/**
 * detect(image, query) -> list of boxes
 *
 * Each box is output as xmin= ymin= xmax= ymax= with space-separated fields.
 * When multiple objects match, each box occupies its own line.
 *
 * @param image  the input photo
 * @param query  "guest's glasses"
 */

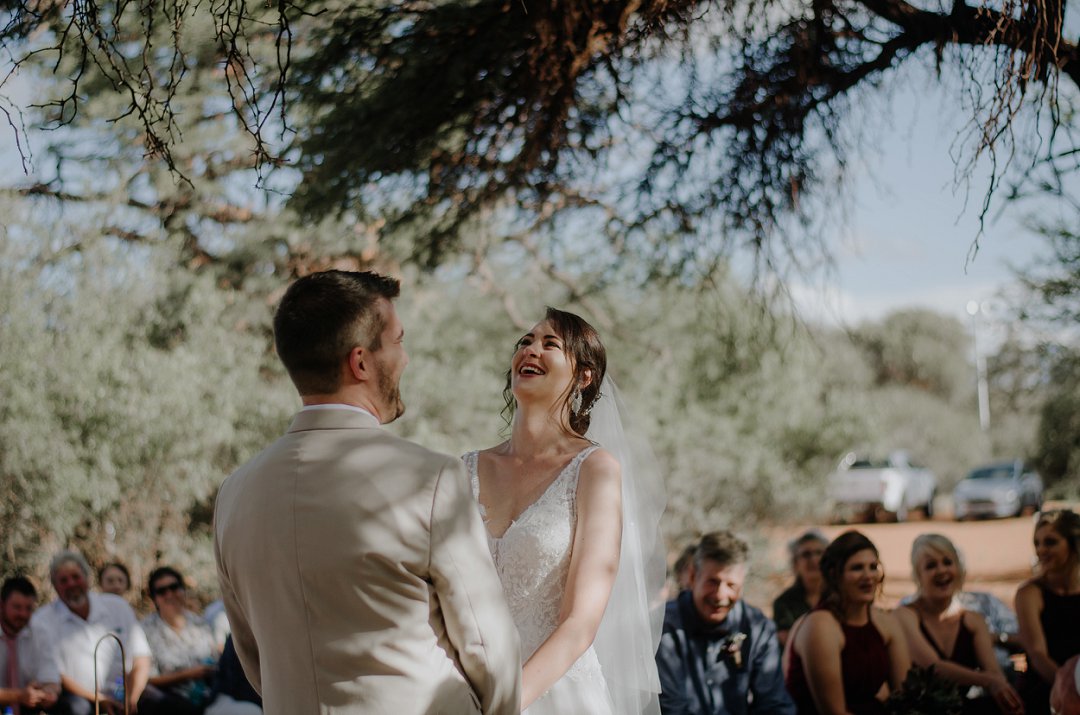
xmin=152 ymin=581 xmax=184 ymax=596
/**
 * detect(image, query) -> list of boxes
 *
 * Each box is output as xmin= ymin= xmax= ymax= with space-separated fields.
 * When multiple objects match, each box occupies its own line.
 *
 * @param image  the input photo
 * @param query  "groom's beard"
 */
xmin=378 ymin=363 xmax=405 ymax=423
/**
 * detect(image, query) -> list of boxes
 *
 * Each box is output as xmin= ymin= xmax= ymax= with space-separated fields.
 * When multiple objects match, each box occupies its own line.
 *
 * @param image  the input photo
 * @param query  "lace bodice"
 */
xmin=463 ymin=446 xmax=606 ymax=685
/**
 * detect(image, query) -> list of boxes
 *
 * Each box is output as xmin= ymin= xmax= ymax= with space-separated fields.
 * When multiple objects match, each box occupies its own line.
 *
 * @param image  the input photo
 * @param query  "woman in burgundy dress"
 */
xmin=1016 ymin=509 xmax=1080 ymax=715
xmin=895 ymin=534 xmax=1023 ymax=715
xmin=784 ymin=531 xmax=910 ymax=715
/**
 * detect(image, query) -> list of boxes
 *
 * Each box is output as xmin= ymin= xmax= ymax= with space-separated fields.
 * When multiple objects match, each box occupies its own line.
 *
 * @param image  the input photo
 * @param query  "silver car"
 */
xmin=827 ymin=451 xmax=938 ymax=522
xmin=953 ymin=459 xmax=1043 ymax=520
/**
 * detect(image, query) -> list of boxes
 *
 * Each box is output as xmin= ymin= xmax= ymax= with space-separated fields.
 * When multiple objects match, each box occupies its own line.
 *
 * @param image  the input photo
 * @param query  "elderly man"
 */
xmin=30 ymin=550 xmax=185 ymax=715
xmin=657 ymin=531 xmax=795 ymax=715
xmin=1 ymin=576 xmax=60 ymax=714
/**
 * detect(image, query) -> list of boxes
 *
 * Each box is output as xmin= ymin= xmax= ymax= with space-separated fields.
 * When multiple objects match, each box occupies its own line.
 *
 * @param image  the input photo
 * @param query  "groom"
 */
xmin=214 ymin=270 xmax=521 ymax=714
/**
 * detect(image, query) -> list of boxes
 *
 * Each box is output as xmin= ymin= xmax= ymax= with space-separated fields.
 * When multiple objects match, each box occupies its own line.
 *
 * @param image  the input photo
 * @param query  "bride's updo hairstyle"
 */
xmin=503 ymin=307 xmax=607 ymax=436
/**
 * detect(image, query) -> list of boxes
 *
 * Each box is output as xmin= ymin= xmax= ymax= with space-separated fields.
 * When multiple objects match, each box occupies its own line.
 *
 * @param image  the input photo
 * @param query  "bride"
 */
xmin=463 ymin=307 xmax=665 ymax=714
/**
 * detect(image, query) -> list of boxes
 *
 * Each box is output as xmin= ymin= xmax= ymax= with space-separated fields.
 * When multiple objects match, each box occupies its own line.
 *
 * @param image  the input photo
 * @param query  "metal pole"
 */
xmin=93 ymin=633 xmax=129 ymax=715
xmin=966 ymin=300 xmax=991 ymax=431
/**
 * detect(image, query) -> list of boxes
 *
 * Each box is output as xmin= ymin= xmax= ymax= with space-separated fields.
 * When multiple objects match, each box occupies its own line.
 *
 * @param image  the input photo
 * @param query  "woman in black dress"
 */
xmin=895 ymin=534 xmax=1022 ymax=715
xmin=1017 ymin=509 xmax=1080 ymax=715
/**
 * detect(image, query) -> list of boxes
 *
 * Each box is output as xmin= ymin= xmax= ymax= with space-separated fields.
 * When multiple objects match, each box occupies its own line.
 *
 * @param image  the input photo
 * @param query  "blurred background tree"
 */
xmin=1034 ymin=348 xmax=1080 ymax=496
xmin=1013 ymin=200 xmax=1080 ymax=496
xmin=0 ymin=206 xmax=295 ymax=592
xmin=0 ymin=0 xmax=1075 ymax=597
xmin=2 ymin=210 xmax=1038 ymax=593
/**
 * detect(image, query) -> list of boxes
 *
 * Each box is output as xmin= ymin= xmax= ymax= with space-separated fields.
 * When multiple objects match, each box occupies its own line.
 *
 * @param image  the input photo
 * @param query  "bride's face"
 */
xmin=510 ymin=319 xmax=577 ymax=405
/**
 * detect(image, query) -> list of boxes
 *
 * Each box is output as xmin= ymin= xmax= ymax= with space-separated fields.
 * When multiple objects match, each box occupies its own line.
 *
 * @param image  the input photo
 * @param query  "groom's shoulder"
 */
xmin=384 ymin=432 xmax=455 ymax=464
xmin=221 ymin=425 xmax=463 ymax=489
xmin=376 ymin=430 xmax=461 ymax=470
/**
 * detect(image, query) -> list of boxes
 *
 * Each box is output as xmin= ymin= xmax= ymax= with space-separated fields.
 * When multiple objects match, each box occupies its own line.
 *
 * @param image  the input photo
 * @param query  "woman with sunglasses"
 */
xmin=142 ymin=567 xmax=254 ymax=714
xmin=140 ymin=567 xmax=218 ymax=713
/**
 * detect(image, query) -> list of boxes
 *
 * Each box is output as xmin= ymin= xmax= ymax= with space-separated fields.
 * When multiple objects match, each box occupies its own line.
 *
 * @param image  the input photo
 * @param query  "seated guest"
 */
xmin=902 ymin=590 xmax=1022 ymax=680
xmin=201 ymin=600 xmax=230 ymax=653
xmin=1017 ymin=509 xmax=1080 ymax=715
xmin=97 ymin=563 xmax=132 ymax=602
xmin=1 ymin=576 xmax=60 ymax=712
xmin=204 ymin=637 xmax=260 ymax=715
xmin=894 ymin=534 xmax=1022 ymax=715
xmin=773 ymin=530 xmax=828 ymax=648
xmin=656 ymin=530 xmax=795 ymax=715
xmin=784 ymin=531 xmax=911 ymax=715
xmin=1051 ymin=654 xmax=1080 ymax=715
xmin=960 ymin=592 xmax=1022 ymax=678
xmin=142 ymin=567 xmax=220 ymax=712
xmin=30 ymin=550 xmax=160 ymax=715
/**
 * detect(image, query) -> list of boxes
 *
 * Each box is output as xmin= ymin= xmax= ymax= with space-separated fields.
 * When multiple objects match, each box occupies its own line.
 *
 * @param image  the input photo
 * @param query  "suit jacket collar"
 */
xmin=287 ymin=407 xmax=381 ymax=433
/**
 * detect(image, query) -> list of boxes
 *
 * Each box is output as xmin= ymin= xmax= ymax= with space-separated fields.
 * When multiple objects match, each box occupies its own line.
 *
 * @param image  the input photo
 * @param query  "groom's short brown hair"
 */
xmin=274 ymin=270 xmax=401 ymax=395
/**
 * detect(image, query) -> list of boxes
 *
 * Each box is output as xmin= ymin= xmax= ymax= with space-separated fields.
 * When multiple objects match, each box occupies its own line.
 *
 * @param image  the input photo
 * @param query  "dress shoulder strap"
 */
xmin=916 ymin=613 xmax=949 ymax=659
xmin=566 ymin=444 xmax=602 ymax=489
xmin=461 ymin=450 xmax=480 ymax=498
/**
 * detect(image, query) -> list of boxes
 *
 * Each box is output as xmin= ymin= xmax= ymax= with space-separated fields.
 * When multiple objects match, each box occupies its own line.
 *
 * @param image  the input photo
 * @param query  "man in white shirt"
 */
xmin=1 ymin=576 xmax=60 ymax=713
xmin=30 ymin=551 xmax=183 ymax=715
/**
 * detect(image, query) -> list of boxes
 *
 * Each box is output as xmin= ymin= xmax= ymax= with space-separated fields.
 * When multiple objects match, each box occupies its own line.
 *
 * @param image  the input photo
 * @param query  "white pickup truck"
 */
xmin=827 ymin=451 xmax=938 ymax=522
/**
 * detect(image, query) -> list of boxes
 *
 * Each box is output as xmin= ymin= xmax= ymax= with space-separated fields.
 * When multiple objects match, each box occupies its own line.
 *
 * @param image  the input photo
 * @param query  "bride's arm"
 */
xmin=519 ymin=449 xmax=622 ymax=711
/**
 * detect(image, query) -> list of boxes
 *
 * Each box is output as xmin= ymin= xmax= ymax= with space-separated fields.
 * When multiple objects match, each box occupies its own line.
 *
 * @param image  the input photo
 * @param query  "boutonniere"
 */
xmin=719 ymin=632 xmax=747 ymax=669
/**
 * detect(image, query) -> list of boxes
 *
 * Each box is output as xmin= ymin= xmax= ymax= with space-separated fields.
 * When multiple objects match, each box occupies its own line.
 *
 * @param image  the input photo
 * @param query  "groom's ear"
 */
xmin=347 ymin=346 xmax=368 ymax=383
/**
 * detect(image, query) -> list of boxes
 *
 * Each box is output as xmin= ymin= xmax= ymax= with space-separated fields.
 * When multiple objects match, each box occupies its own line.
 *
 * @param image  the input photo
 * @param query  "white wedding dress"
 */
xmin=463 ymin=446 xmax=616 ymax=715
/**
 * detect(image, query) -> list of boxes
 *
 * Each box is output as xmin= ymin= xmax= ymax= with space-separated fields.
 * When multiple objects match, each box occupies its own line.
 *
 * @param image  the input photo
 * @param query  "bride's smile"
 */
xmin=511 ymin=320 xmax=577 ymax=406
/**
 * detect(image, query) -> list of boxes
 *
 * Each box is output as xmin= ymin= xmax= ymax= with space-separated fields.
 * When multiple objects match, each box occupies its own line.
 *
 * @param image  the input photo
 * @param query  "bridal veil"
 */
xmin=586 ymin=377 xmax=667 ymax=715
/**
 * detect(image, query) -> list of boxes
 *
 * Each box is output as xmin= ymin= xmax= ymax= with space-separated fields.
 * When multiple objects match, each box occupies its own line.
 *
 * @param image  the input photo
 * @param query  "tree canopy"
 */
xmin=2 ymin=0 xmax=1077 ymax=275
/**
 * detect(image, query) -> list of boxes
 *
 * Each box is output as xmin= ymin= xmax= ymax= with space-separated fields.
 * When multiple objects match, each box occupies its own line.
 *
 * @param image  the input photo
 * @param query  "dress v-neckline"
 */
xmin=476 ymin=445 xmax=596 ymax=542
xmin=917 ymin=611 xmax=961 ymax=659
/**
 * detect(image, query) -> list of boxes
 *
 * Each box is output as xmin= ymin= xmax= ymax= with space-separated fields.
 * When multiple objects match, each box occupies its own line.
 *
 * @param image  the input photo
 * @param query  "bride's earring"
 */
xmin=571 ymin=389 xmax=582 ymax=414
xmin=581 ymin=390 xmax=600 ymax=416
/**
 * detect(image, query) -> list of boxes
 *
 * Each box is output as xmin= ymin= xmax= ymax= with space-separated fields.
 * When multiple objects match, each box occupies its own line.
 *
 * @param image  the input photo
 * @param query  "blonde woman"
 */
xmin=895 ymin=534 xmax=1022 ymax=715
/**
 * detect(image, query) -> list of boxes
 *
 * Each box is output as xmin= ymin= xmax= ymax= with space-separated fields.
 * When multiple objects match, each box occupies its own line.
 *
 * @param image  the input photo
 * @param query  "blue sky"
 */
xmin=788 ymin=56 xmax=1078 ymax=332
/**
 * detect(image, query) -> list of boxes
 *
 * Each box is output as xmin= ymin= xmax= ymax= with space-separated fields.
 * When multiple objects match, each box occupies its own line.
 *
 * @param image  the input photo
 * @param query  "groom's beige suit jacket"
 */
xmin=214 ymin=408 xmax=521 ymax=714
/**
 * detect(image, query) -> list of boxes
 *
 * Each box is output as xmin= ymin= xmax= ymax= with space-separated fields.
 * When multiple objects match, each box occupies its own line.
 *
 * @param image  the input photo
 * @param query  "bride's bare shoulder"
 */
xmin=580 ymin=446 xmax=621 ymax=481
xmin=472 ymin=443 xmax=513 ymax=480
xmin=476 ymin=442 xmax=510 ymax=458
